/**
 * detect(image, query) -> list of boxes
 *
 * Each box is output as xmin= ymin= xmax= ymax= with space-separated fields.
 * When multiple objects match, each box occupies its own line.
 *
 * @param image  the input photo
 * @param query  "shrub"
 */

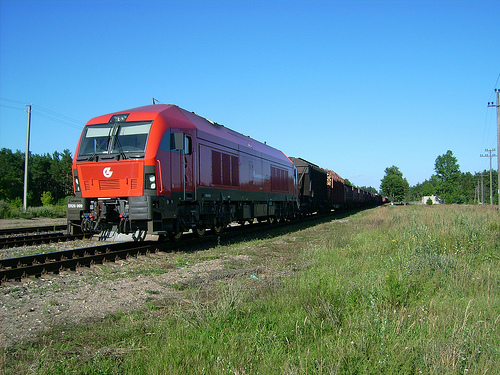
xmin=41 ymin=191 xmax=55 ymax=206
xmin=0 ymin=200 xmax=10 ymax=219
xmin=29 ymin=205 xmax=66 ymax=218
xmin=56 ymin=196 xmax=73 ymax=206
xmin=10 ymin=197 xmax=23 ymax=208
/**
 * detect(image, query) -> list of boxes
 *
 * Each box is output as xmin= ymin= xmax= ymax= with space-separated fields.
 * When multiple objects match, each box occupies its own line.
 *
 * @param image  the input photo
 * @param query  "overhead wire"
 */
xmin=0 ymin=103 xmax=25 ymax=111
xmin=31 ymin=104 xmax=84 ymax=129
xmin=0 ymin=98 xmax=84 ymax=130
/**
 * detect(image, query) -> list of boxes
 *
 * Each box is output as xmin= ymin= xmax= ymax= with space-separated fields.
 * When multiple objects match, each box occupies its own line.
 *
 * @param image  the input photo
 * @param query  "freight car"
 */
xmin=67 ymin=104 xmax=299 ymax=240
xmin=289 ymin=157 xmax=382 ymax=213
xmin=289 ymin=157 xmax=329 ymax=214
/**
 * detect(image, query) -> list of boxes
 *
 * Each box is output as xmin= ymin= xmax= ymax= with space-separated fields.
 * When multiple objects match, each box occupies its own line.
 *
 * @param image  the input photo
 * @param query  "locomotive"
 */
xmin=67 ymin=104 xmax=382 ymax=240
xmin=67 ymin=104 xmax=299 ymax=240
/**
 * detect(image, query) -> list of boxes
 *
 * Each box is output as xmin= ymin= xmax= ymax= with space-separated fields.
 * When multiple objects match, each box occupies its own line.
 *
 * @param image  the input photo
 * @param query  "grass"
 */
xmin=3 ymin=205 xmax=500 ymax=374
xmin=0 ymin=201 xmax=67 ymax=219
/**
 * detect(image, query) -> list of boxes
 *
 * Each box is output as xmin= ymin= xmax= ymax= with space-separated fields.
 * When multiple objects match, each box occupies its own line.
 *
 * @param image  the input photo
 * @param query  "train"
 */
xmin=67 ymin=104 xmax=384 ymax=240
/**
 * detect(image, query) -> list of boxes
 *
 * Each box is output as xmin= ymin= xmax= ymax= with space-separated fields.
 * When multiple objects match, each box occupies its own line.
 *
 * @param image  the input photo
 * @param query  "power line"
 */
xmin=32 ymin=104 xmax=83 ymax=126
xmin=0 ymin=98 xmax=85 ymax=130
xmin=0 ymin=97 xmax=26 ymax=105
xmin=0 ymin=103 xmax=25 ymax=111
xmin=31 ymin=110 xmax=83 ymax=130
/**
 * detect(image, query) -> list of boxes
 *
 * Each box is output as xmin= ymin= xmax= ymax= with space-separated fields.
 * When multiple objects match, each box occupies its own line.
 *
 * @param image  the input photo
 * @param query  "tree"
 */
xmin=0 ymin=147 xmax=74 ymax=206
xmin=359 ymin=186 xmax=379 ymax=194
xmin=434 ymin=150 xmax=461 ymax=203
xmin=0 ymin=148 xmax=24 ymax=202
xmin=380 ymin=165 xmax=409 ymax=203
xmin=434 ymin=150 xmax=460 ymax=182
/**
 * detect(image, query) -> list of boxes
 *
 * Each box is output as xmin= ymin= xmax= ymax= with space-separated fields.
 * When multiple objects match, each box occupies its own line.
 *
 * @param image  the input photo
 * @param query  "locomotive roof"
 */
xmin=89 ymin=104 xmax=292 ymax=164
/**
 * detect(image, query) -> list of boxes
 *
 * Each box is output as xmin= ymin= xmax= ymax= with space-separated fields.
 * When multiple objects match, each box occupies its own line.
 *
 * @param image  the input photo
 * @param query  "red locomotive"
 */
xmin=67 ymin=104 xmax=384 ymax=240
xmin=67 ymin=104 xmax=299 ymax=239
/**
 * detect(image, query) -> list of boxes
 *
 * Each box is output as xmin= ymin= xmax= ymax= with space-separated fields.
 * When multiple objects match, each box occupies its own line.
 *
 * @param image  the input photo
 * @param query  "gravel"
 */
xmin=1 ymin=218 xmax=293 ymax=350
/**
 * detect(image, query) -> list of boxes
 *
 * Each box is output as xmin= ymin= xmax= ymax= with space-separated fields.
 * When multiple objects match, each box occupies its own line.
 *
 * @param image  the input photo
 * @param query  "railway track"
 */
xmin=0 ymin=221 xmax=287 ymax=283
xmin=0 ymin=224 xmax=67 ymax=236
xmin=0 ymin=208 xmax=363 ymax=284
xmin=0 ymin=230 xmax=88 ymax=249
xmin=0 ymin=241 xmax=152 ymax=283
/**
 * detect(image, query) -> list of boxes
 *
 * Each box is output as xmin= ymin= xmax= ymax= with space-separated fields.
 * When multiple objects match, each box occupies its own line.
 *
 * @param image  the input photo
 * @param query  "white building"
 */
xmin=422 ymin=195 xmax=444 ymax=205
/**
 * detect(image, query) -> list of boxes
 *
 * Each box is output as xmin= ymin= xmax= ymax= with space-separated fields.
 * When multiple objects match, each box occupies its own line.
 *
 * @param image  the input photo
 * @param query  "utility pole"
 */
xmin=480 ymin=148 xmax=496 ymax=205
xmin=23 ymin=104 xmax=32 ymax=212
xmin=488 ymin=89 xmax=500 ymax=211
xmin=481 ymin=172 xmax=484 ymax=204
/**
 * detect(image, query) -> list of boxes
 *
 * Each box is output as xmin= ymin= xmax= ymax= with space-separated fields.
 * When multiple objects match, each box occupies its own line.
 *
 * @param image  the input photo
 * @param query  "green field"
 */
xmin=3 ymin=205 xmax=500 ymax=374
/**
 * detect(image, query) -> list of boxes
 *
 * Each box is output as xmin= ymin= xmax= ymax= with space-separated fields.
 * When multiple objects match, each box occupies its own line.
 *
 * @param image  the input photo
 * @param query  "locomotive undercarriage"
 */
xmin=151 ymin=192 xmax=299 ymax=241
xmin=67 ymin=192 xmax=299 ymax=241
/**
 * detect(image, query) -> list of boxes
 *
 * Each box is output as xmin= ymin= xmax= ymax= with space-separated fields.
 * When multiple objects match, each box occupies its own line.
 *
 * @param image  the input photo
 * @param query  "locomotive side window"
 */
xmin=170 ymin=132 xmax=192 ymax=155
xmin=184 ymin=136 xmax=192 ymax=155
xmin=171 ymin=132 xmax=184 ymax=151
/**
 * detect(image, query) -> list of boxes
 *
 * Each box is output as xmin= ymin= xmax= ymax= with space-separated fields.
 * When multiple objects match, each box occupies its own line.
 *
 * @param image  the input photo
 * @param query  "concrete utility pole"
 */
xmin=488 ymin=89 xmax=500 ymax=211
xmin=23 ymin=104 xmax=31 ymax=212
xmin=481 ymin=172 xmax=484 ymax=204
xmin=480 ymin=148 xmax=496 ymax=205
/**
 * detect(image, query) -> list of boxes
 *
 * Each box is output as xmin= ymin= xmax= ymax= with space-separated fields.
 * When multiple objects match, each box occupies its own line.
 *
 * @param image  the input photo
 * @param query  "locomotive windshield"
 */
xmin=77 ymin=121 xmax=152 ymax=161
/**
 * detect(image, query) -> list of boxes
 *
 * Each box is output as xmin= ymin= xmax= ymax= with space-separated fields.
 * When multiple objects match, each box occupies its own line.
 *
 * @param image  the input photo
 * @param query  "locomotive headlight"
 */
xmin=74 ymin=177 xmax=81 ymax=192
xmin=145 ymin=173 xmax=156 ymax=190
xmin=110 ymin=114 xmax=129 ymax=122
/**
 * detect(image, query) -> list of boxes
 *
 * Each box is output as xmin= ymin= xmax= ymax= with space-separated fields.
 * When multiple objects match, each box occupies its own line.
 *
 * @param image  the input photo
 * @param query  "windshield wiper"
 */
xmin=87 ymin=152 xmax=99 ymax=161
xmin=113 ymin=136 xmax=128 ymax=160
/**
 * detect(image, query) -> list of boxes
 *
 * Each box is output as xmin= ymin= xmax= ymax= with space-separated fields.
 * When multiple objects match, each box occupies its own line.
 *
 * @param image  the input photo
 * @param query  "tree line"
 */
xmin=380 ymin=150 xmax=499 ymax=204
xmin=0 ymin=148 xmax=73 ymax=207
xmin=1 ymin=147 xmax=497 ymax=209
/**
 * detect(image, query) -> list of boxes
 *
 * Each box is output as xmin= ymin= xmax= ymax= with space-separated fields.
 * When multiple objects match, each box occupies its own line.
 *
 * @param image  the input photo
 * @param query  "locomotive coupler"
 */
xmin=118 ymin=214 xmax=131 ymax=234
xmin=81 ymin=214 xmax=100 ymax=233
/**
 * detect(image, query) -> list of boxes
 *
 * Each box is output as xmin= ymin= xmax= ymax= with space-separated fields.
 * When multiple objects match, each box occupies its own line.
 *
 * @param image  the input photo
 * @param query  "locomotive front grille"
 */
xmin=131 ymin=179 xmax=138 ymax=189
xmin=99 ymin=179 xmax=120 ymax=190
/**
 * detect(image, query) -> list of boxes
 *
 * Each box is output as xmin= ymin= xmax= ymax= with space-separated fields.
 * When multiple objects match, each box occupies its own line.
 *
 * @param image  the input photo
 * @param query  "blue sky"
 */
xmin=1 ymin=0 xmax=499 ymax=190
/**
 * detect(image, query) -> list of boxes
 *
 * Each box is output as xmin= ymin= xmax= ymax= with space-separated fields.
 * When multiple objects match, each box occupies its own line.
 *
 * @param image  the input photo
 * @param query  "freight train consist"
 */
xmin=67 ymin=104 xmax=383 ymax=239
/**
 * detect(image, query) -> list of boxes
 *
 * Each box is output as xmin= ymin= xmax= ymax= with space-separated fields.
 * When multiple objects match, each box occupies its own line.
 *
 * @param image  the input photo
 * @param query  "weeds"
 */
xmin=3 ymin=205 xmax=500 ymax=374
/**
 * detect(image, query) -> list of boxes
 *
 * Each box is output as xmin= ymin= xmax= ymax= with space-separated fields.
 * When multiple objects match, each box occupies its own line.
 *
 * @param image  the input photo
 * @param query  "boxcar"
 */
xmin=289 ymin=157 xmax=330 ymax=214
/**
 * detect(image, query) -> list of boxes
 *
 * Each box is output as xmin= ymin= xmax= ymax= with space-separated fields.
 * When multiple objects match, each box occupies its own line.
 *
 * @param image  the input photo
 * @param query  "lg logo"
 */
xmin=102 ymin=167 xmax=113 ymax=178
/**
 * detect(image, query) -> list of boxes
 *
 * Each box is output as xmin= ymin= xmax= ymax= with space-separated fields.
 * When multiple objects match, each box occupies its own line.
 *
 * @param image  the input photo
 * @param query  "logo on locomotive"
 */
xmin=102 ymin=167 xmax=113 ymax=178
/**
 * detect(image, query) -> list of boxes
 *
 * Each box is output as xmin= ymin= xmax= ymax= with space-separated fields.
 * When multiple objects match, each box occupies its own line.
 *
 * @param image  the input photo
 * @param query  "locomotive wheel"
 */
xmin=194 ymin=226 xmax=206 ymax=237
xmin=170 ymin=230 xmax=183 ymax=241
xmin=212 ymin=224 xmax=225 ymax=235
